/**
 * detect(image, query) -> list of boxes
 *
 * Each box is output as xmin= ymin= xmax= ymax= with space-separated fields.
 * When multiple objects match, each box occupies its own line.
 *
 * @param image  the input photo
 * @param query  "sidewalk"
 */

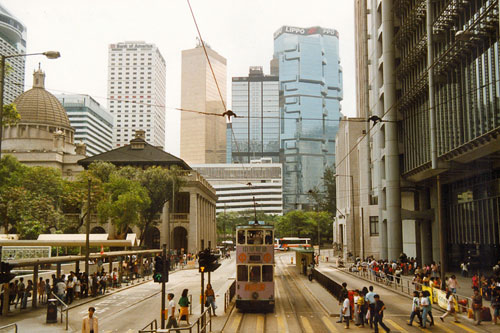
xmin=0 ymin=263 xmax=198 ymax=332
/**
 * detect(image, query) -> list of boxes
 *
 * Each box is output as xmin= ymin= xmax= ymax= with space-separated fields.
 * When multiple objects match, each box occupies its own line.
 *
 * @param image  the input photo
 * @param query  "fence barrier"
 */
xmin=224 ymin=280 xmax=236 ymax=313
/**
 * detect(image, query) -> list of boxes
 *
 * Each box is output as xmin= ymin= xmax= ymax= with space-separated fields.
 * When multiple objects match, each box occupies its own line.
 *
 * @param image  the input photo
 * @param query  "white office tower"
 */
xmin=107 ymin=41 xmax=166 ymax=149
xmin=0 ymin=4 xmax=27 ymax=104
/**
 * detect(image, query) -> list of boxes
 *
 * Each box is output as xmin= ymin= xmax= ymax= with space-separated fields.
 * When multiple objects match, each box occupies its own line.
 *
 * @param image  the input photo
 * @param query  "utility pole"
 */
xmin=85 ymin=178 xmax=91 ymax=275
xmin=161 ymin=244 xmax=166 ymax=329
xmin=200 ymin=268 xmax=205 ymax=315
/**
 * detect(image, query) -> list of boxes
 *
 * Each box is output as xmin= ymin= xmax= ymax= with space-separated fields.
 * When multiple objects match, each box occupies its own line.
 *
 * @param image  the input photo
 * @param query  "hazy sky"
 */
xmin=4 ymin=0 xmax=355 ymax=156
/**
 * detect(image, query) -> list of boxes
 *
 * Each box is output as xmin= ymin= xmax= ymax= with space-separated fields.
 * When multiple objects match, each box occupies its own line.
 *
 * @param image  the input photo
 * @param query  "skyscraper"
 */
xmin=354 ymin=0 xmax=500 ymax=267
xmin=107 ymin=41 xmax=166 ymax=149
xmin=273 ymin=26 xmax=343 ymax=211
xmin=180 ymin=43 xmax=227 ymax=164
xmin=0 ymin=4 xmax=26 ymax=104
xmin=57 ymin=94 xmax=113 ymax=156
xmin=231 ymin=66 xmax=280 ymax=163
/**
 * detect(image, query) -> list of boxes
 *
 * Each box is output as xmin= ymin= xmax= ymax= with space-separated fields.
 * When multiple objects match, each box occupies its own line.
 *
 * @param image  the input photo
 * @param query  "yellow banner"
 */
xmin=434 ymin=288 xmax=459 ymax=311
xmin=435 ymin=288 xmax=448 ymax=309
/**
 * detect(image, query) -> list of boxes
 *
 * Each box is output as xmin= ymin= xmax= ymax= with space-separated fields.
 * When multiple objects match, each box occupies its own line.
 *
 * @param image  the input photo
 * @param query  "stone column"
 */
xmin=189 ymin=192 xmax=198 ymax=254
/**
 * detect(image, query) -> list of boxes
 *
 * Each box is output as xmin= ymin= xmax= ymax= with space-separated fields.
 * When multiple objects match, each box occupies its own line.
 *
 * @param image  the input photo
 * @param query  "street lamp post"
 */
xmin=0 ymin=51 xmax=60 ymax=160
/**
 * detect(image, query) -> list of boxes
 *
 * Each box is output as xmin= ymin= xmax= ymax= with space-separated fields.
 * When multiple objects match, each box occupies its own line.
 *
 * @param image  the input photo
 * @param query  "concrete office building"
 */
xmin=231 ymin=66 xmax=280 ymax=163
xmin=180 ymin=43 xmax=227 ymax=165
xmin=273 ymin=26 xmax=343 ymax=212
xmin=107 ymin=41 xmax=166 ymax=149
xmin=354 ymin=0 xmax=500 ymax=268
xmin=192 ymin=158 xmax=283 ymax=216
xmin=334 ymin=117 xmax=379 ymax=259
xmin=0 ymin=4 xmax=26 ymax=104
xmin=57 ymin=94 xmax=113 ymax=156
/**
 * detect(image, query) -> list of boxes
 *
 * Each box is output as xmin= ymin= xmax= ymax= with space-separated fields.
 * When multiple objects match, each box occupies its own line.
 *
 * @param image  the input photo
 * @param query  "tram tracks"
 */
xmin=226 ymin=254 xmax=332 ymax=333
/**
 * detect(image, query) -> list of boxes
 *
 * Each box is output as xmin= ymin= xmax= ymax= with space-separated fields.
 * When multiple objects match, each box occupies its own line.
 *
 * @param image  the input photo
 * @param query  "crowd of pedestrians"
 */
xmin=347 ymin=254 xmax=500 ymax=327
xmin=336 ymin=282 xmax=391 ymax=332
xmin=1 ymin=255 xmax=154 ymax=314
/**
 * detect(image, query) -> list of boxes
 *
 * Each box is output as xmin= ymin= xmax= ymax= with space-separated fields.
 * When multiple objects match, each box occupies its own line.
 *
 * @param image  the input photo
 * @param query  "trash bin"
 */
xmin=46 ymin=299 xmax=58 ymax=323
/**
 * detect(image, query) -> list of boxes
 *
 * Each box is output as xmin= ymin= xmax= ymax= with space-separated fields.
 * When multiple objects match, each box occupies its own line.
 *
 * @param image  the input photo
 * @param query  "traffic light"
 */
xmin=198 ymin=249 xmax=221 ymax=273
xmin=153 ymin=255 xmax=168 ymax=283
xmin=0 ymin=261 xmax=15 ymax=283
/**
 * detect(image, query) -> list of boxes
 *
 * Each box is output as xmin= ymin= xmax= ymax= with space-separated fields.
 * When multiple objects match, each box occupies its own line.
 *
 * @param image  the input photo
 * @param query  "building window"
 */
xmin=370 ymin=216 xmax=379 ymax=236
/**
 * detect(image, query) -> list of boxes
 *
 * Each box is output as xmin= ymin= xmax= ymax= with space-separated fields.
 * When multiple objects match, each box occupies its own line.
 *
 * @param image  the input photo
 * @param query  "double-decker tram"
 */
xmin=235 ymin=223 xmax=275 ymax=312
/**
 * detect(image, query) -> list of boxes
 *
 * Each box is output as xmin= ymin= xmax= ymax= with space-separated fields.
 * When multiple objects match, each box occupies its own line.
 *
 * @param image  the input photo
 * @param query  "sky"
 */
xmin=3 ymin=0 xmax=356 ymax=156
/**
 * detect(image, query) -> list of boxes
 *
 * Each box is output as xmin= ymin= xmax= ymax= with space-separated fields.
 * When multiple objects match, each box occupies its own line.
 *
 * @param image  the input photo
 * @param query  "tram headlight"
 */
xmin=252 ymin=292 xmax=259 ymax=300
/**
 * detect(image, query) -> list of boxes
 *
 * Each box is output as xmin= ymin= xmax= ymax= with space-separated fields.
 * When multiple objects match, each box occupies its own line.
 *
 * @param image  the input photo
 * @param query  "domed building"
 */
xmin=1 ymin=67 xmax=85 ymax=177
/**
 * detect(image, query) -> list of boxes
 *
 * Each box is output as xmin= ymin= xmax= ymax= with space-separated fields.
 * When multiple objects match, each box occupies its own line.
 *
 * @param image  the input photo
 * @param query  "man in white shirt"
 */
xmin=342 ymin=296 xmax=351 ymax=329
xmin=56 ymin=278 xmax=67 ymax=303
xmin=166 ymin=293 xmax=180 ymax=332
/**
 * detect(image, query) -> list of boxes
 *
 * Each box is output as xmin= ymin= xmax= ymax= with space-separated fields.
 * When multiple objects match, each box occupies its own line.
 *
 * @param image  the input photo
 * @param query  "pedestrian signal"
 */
xmin=153 ymin=255 xmax=169 ymax=283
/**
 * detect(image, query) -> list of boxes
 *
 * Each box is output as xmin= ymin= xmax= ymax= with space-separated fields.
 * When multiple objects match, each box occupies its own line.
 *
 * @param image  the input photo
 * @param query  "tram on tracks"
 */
xmin=235 ymin=223 xmax=275 ymax=312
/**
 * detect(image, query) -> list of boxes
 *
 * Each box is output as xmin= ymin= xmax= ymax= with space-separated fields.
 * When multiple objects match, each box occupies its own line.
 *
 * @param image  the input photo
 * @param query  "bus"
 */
xmin=236 ymin=224 xmax=275 ymax=312
xmin=274 ymin=237 xmax=311 ymax=251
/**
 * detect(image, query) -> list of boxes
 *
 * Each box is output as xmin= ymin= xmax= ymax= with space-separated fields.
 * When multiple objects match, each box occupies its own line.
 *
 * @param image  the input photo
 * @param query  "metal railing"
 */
xmin=343 ymin=266 xmax=474 ymax=313
xmin=312 ymin=268 xmax=343 ymax=301
xmin=138 ymin=306 xmax=213 ymax=333
xmin=224 ymin=280 xmax=236 ymax=313
xmin=140 ymin=319 xmax=158 ymax=332
xmin=50 ymin=292 xmax=69 ymax=330
xmin=0 ymin=323 xmax=17 ymax=333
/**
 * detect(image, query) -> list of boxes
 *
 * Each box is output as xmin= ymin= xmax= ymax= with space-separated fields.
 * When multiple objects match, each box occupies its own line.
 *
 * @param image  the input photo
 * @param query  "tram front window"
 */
xmin=249 ymin=266 xmax=261 ymax=282
xmin=238 ymin=230 xmax=246 ymax=244
xmin=248 ymin=230 xmax=263 ymax=245
xmin=264 ymin=231 xmax=273 ymax=244
xmin=262 ymin=265 xmax=273 ymax=282
xmin=237 ymin=265 xmax=248 ymax=281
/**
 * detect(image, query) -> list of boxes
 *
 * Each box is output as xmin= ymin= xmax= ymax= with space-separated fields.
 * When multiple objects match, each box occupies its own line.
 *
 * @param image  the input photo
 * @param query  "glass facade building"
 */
xmin=57 ymin=94 xmax=113 ymax=156
xmin=273 ymin=26 xmax=343 ymax=211
xmin=231 ymin=66 xmax=280 ymax=163
xmin=0 ymin=4 xmax=26 ymax=104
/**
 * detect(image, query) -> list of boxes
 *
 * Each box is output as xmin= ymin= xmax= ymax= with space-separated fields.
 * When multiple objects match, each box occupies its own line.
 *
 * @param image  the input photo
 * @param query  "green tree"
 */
xmin=275 ymin=210 xmax=312 ymax=238
xmin=137 ymin=166 xmax=184 ymax=245
xmin=308 ymin=166 xmax=337 ymax=215
xmin=1 ymin=104 xmax=20 ymax=127
xmin=97 ymin=173 xmax=150 ymax=238
xmin=305 ymin=211 xmax=333 ymax=245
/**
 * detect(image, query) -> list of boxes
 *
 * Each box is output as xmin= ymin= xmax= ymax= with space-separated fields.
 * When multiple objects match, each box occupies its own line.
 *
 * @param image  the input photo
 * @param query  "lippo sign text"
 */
xmin=274 ymin=26 xmax=339 ymax=39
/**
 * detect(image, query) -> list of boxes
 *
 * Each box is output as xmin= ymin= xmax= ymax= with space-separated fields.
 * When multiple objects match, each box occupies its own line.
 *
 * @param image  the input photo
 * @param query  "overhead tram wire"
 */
xmin=8 ymin=78 xmax=401 ymax=124
xmin=185 ymin=0 xmax=266 ymax=212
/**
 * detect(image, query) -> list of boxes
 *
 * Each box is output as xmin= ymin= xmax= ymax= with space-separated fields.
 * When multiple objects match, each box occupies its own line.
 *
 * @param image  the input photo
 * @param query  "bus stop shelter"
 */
xmin=291 ymin=247 xmax=315 ymax=275
xmin=1 ymin=248 xmax=161 ymax=315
